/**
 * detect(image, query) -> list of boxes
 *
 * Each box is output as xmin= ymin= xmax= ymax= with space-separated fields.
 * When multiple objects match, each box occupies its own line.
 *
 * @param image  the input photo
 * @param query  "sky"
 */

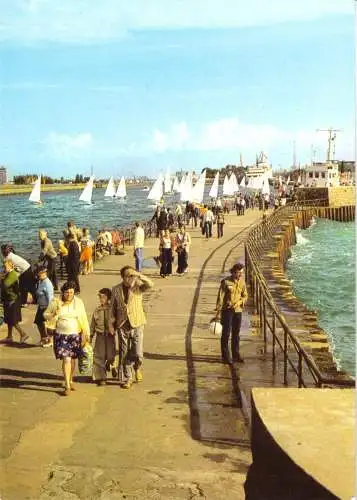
xmin=0 ymin=0 xmax=355 ymax=179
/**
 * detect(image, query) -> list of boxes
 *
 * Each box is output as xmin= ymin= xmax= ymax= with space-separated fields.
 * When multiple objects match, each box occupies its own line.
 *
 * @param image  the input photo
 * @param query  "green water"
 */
xmin=286 ymin=218 xmax=355 ymax=377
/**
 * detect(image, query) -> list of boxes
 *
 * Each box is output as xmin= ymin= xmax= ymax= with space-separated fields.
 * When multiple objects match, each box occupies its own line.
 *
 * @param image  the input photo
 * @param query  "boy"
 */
xmin=90 ymin=288 xmax=116 ymax=386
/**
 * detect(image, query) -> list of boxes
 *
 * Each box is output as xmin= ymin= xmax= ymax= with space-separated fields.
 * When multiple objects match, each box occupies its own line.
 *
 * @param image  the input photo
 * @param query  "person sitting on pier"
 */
xmin=215 ymin=262 xmax=248 ymax=364
xmin=80 ymin=228 xmax=94 ymax=275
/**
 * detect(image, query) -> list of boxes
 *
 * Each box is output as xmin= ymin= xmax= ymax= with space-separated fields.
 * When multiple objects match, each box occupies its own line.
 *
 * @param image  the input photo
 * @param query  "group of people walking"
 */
xmin=1 ymin=204 xmax=250 ymax=396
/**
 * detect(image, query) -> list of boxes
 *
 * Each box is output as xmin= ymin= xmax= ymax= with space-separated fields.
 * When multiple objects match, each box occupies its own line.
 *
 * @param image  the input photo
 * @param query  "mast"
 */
xmin=316 ymin=127 xmax=342 ymax=162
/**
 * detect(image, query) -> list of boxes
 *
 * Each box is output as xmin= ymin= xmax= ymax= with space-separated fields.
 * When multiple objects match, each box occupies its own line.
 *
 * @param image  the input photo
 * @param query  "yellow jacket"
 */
xmin=216 ymin=277 xmax=248 ymax=315
xmin=110 ymin=278 xmax=153 ymax=329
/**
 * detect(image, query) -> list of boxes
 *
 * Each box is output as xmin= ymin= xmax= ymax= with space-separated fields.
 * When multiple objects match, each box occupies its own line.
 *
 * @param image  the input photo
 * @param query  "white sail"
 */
xmin=104 ymin=176 xmax=116 ymax=197
xmin=180 ymin=172 xmax=193 ymax=202
xmin=191 ymin=170 xmax=206 ymax=203
xmin=79 ymin=176 xmax=95 ymax=203
xmin=164 ymin=172 xmax=172 ymax=194
xmin=29 ymin=176 xmax=41 ymax=203
xmin=287 ymin=175 xmax=291 ymax=184
xmin=222 ymin=175 xmax=230 ymax=196
xmin=255 ymin=175 xmax=264 ymax=190
xmin=147 ymin=174 xmax=164 ymax=202
xmin=230 ymin=173 xmax=239 ymax=194
xmin=178 ymin=174 xmax=186 ymax=193
xmin=172 ymin=176 xmax=180 ymax=193
xmin=240 ymin=175 xmax=246 ymax=188
xmin=262 ymin=174 xmax=270 ymax=195
xmin=115 ymin=176 xmax=127 ymax=198
xmin=209 ymin=172 xmax=219 ymax=198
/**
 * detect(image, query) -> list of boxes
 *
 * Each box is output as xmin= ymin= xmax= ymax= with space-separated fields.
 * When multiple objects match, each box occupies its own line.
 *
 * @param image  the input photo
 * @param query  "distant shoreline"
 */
xmin=0 ymin=182 xmax=151 ymax=196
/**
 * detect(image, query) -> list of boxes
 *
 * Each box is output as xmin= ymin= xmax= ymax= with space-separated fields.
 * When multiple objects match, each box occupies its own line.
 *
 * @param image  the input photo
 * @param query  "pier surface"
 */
xmin=0 ymin=211 xmax=262 ymax=500
xmin=1 ymin=209 xmax=353 ymax=499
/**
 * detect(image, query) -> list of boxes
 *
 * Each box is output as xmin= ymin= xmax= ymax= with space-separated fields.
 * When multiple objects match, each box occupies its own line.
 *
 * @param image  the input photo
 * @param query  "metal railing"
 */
xmin=245 ymin=199 xmax=354 ymax=388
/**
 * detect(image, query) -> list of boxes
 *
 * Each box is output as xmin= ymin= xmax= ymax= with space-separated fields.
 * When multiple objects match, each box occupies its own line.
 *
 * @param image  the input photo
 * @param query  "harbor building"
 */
xmin=0 ymin=166 xmax=8 ymax=184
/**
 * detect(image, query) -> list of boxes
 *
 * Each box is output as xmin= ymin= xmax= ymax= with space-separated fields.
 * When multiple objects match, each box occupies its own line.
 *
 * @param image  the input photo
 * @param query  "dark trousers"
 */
xmin=204 ymin=221 xmax=212 ymax=238
xmin=19 ymin=268 xmax=36 ymax=305
xmin=46 ymin=257 xmax=58 ymax=290
xmin=221 ymin=309 xmax=242 ymax=361
xmin=67 ymin=268 xmax=80 ymax=293
xmin=177 ymin=249 xmax=188 ymax=274
xmin=217 ymin=223 xmax=224 ymax=238
xmin=160 ymin=248 xmax=172 ymax=276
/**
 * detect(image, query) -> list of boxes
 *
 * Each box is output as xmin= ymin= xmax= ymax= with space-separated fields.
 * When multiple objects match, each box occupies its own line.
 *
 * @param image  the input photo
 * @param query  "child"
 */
xmin=90 ymin=288 xmax=116 ymax=386
xmin=58 ymin=240 xmax=68 ymax=277
xmin=34 ymin=266 xmax=54 ymax=347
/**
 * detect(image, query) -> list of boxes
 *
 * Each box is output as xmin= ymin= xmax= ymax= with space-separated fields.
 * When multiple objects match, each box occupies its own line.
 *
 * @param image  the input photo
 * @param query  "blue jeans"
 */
xmin=134 ymin=247 xmax=143 ymax=272
xmin=205 ymin=221 xmax=212 ymax=238
xmin=221 ymin=309 xmax=242 ymax=361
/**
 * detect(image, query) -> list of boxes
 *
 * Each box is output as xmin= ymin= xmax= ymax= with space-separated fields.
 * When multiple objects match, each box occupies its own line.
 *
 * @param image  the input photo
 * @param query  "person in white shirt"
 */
xmin=1 ymin=244 xmax=36 ymax=305
xmin=203 ymin=206 xmax=214 ymax=239
xmin=133 ymin=222 xmax=145 ymax=272
xmin=104 ymin=229 xmax=113 ymax=254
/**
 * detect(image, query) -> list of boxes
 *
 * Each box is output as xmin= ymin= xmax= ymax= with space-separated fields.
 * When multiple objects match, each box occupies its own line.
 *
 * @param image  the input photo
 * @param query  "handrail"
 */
xmin=245 ymin=199 xmax=354 ymax=388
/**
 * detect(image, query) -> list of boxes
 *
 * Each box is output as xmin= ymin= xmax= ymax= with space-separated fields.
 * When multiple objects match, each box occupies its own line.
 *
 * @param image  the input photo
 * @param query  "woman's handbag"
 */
xmin=78 ymin=343 xmax=93 ymax=375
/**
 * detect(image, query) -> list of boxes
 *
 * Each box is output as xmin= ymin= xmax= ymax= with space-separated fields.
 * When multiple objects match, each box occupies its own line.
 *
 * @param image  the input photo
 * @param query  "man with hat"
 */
xmin=215 ymin=262 xmax=248 ymax=363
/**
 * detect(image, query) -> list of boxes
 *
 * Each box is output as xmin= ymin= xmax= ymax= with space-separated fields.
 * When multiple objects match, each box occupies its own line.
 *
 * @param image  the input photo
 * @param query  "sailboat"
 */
xmin=239 ymin=175 xmax=247 ymax=188
xmin=191 ymin=170 xmax=206 ymax=204
xmin=104 ymin=176 xmax=116 ymax=197
xmin=262 ymin=174 xmax=270 ymax=196
xmin=180 ymin=172 xmax=193 ymax=202
xmin=209 ymin=172 xmax=219 ymax=199
xmin=164 ymin=172 xmax=172 ymax=195
xmin=172 ymin=176 xmax=180 ymax=193
xmin=29 ymin=175 xmax=42 ymax=204
xmin=115 ymin=176 xmax=127 ymax=199
xmin=147 ymin=174 xmax=164 ymax=206
xmin=222 ymin=174 xmax=230 ymax=196
xmin=79 ymin=176 xmax=95 ymax=204
xmin=229 ymin=173 xmax=239 ymax=194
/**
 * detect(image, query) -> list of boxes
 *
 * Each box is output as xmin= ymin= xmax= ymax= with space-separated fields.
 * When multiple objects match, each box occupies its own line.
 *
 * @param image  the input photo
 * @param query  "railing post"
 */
xmin=298 ymin=351 xmax=303 ymax=388
xmin=272 ymin=312 xmax=276 ymax=369
xmin=259 ymin=287 xmax=263 ymax=330
xmin=262 ymin=295 xmax=267 ymax=348
xmin=284 ymin=327 xmax=288 ymax=386
xmin=254 ymin=276 xmax=258 ymax=314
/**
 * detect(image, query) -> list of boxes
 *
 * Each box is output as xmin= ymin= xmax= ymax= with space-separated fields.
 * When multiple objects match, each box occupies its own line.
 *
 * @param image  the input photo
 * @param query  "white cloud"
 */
xmin=45 ymin=132 xmax=93 ymax=159
xmin=151 ymin=121 xmax=190 ymax=152
xmin=149 ymin=118 xmax=284 ymax=152
xmin=147 ymin=118 xmax=354 ymax=164
xmin=0 ymin=0 xmax=353 ymax=44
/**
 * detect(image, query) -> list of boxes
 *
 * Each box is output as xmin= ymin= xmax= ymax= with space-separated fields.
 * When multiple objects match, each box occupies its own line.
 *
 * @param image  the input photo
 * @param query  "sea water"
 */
xmin=286 ymin=218 xmax=355 ymax=377
xmin=0 ymin=187 xmax=158 ymax=261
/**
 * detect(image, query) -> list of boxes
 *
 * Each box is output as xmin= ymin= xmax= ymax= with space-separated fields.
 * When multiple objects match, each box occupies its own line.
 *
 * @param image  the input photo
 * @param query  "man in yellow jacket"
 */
xmin=215 ymin=262 xmax=248 ymax=364
xmin=110 ymin=265 xmax=153 ymax=388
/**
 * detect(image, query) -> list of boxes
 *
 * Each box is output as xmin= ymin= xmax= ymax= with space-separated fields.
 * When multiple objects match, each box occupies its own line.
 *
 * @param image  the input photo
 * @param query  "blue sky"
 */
xmin=0 ymin=0 xmax=355 ymax=178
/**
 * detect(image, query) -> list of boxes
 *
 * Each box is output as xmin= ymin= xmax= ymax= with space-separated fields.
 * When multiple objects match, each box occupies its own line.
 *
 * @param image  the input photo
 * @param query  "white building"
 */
xmin=301 ymin=161 xmax=340 ymax=188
